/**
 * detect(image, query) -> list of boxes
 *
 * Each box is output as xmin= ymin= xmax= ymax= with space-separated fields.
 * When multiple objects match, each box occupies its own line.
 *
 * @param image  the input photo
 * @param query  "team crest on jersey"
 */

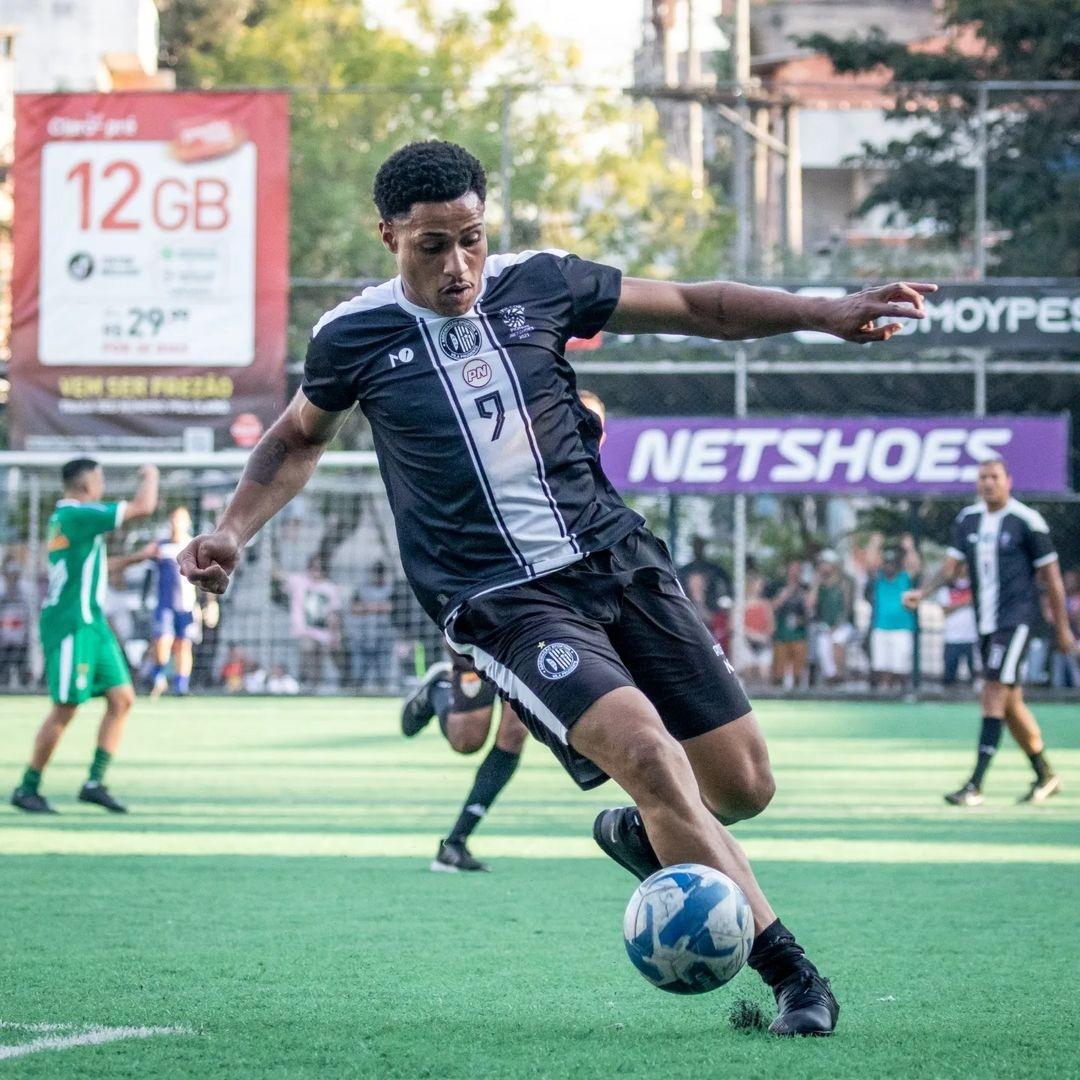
xmin=462 ymin=359 xmax=492 ymax=388
xmin=439 ymin=318 xmax=483 ymax=361
xmin=499 ymin=304 xmax=534 ymax=340
xmin=537 ymin=642 xmax=579 ymax=680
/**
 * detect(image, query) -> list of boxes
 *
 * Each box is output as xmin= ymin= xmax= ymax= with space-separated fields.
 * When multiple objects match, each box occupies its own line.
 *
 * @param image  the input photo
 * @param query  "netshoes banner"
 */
xmin=601 ymin=417 xmax=1070 ymax=495
xmin=10 ymin=91 xmax=289 ymax=451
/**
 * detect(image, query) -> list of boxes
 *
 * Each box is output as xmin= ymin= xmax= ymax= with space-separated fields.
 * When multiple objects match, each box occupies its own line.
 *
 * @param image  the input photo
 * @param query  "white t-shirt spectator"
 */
xmin=935 ymin=584 xmax=978 ymax=644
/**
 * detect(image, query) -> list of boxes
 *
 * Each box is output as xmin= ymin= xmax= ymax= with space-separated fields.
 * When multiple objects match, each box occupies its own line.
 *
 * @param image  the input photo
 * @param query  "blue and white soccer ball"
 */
xmin=623 ymin=864 xmax=754 ymax=994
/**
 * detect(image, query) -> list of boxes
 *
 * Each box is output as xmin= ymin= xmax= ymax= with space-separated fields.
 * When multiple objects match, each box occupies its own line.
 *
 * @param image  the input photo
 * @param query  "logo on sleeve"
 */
xmin=537 ymin=642 xmax=579 ymax=680
xmin=439 ymin=318 xmax=482 ymax=360
xmin=499 ymin=304 xmax=535 ymax=340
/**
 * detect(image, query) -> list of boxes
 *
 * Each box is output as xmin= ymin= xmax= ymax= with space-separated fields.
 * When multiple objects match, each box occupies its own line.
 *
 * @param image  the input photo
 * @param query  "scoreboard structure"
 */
xmin=10 ymin=91 xmax=289 ymax=452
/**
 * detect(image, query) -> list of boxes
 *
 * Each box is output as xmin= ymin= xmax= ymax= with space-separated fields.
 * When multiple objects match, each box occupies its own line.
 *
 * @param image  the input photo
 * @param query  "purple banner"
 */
xmin=601 ymin=416 xmax=1070 ymax=494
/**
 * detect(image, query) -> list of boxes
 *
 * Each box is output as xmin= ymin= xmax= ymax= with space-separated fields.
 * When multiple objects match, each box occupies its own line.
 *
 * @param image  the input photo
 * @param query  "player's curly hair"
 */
xmin=373 ymin=140 xmax=487 ymax=220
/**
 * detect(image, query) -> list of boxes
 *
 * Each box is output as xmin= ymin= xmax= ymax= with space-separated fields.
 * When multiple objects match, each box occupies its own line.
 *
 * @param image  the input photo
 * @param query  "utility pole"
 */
xmin=732 ymin=0 xmax=751 ymax=276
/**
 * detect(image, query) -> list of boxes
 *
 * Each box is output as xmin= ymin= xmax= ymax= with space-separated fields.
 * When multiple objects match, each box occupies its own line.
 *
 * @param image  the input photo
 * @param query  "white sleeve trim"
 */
xmin=946 ymin=546 xmax=965 ymax=561
xmin=114 ymin=501 xmax=128 ymax=527
xmin=1033 ymin=552 xmax=1059 ymax=568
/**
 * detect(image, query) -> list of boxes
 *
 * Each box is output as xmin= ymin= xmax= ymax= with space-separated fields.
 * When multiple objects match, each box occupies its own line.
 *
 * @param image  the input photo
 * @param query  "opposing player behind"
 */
xmin=11 ymin=460 xmax=159 ymax=814
xmin=402 ymin=652 xmax=527 ymax=872
xmin=149 ymin=506 xmax=199 ymax=698
xmin=180 ymin=140 xmax=935 ymax=1035
xmin=905 ymin=458 xmax=1073 ymax=804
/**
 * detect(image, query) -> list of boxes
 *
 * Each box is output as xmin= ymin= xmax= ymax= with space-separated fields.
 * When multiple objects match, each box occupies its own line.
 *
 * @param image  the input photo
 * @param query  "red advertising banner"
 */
xmin=10 ymin=91 xmax=289 ymax=451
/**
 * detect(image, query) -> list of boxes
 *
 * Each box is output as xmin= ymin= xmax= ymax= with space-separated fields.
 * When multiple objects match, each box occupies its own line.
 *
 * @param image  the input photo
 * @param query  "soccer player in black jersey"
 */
xmin=905 ymin=458 xmax=1074 ymax=805
xmin=180 ymin=140 xmax=936 ymax=1036
xmin=402 ymin=391 xmax=608 ymax=874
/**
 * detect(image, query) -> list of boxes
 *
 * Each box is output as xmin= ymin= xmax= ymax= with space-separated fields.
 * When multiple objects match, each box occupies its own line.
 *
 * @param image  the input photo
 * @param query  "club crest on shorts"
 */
xmin=439 ymin=318 xmax=482 ymax=360
xmin=537 ymin=642 xmax=579 ymax=680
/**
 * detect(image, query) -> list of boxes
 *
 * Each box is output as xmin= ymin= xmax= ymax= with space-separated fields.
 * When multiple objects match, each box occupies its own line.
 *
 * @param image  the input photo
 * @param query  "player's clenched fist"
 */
xmin=177 ymin=530 xmax=240 ymax=595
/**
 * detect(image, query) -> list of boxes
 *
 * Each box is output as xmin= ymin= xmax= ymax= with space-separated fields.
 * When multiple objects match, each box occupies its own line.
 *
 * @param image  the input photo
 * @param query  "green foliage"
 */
xmin=158 ymin=0 xmax=728 ymax=350
xmin=800 ymin=1 xmax=1080 ymax=275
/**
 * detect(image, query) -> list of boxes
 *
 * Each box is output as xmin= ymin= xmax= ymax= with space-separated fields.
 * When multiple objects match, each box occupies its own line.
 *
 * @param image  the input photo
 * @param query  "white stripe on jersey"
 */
xmin=58 ymin=633 xmax=74 ymax=703
xmin=1000 ymin=624 xmax=1029 ymax=684
xmin=311 ymin=280 xmax=398 ymax=336
xmin=975 ymin=507 xmax=1004 ymax=636
xmin=415 ymin=312 xmax=581 ymax=575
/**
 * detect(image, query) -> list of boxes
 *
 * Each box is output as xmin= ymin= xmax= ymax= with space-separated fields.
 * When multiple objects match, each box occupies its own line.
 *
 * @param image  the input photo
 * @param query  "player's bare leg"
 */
xmin=577 ymin=686 xmax=837 ymax=1035
xmin=573 ymin=688 xmax=775 ymax=928
xmin=78 ymin=684 xmax=136 ymax=813
xmin=172 ymin=639 xmax=193 ymax=695
xmin=680 ymin=712 xmax=775 ymax=825
xmin=1004 ymin=687 xmax=1059 ymax=802
xmin=11 ymin=703 xmax=79 ymax=813
xmin=444 ymin=706 xmax=493 ymax=755
xmin=151 ymin=633 xmax=174 ymax=698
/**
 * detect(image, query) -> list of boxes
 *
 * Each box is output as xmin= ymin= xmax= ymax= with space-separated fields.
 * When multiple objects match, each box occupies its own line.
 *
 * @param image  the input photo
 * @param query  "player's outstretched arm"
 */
xmin=121 ymin=464 xmax=159 ymax=522
xmin=179 ymin=392 xmax=351 ymax=594
xmin=608 ymin=278 xmax=937 ymax=343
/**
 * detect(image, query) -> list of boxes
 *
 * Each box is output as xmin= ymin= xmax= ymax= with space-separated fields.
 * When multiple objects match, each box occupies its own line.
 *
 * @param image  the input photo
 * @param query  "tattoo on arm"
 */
xmin=248 ymin=436 xmax=288 ymax=486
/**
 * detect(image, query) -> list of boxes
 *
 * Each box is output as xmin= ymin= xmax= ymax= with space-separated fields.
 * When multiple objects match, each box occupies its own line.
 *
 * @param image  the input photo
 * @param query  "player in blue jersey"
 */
xmin=181 ymin=140 xmax=936 ymax=1036
xmin=905 ymin=458 xmax=1074 ymax=805
xmin=149 ymin=506 xmax=200 ymax=697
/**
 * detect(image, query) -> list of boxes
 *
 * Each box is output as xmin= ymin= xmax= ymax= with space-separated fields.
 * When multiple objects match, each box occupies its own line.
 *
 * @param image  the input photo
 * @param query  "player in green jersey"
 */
xmin=11 ymin=458 xmax=159 ymax=814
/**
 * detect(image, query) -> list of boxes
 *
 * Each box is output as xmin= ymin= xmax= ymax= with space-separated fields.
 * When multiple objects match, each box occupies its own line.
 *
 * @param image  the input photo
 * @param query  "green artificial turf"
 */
xmin=1 ymin=696 xmax=1077 ymax=1078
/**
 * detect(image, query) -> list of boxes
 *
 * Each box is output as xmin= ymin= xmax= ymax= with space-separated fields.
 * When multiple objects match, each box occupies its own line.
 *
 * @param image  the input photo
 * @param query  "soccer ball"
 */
xmin=623 ymin=863 xmax=754 ymax=994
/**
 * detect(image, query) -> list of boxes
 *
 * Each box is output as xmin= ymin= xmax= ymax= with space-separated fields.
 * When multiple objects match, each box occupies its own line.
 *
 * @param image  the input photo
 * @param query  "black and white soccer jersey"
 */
xmin=302 ymin=250 xmax=642 ymax=625
xmin=947 ymin=498 xmax=1058 ymax=635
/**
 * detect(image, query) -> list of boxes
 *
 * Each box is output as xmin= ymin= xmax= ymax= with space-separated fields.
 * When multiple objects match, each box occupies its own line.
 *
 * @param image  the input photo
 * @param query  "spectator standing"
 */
xmin=741 ymin=572 xmax=774 ymax=685
xmin=807 ymin=551 xmax=855 ymax=684
xmin=935 ymin=574 xmax=977 ymax=686
xmin=0 ymin=558 xmax=33 ymax=689
xmin=678 ymin=536 xmax=732 ymax=621
xmin=284 ymin=555 xmax=343 ymax=689
xmin=345 ymin=562 xmax=397 ymax=690
xmin=219 ymin=643 xmax=248 ymax=694
xmin=1050 ymin=570 xmax=1080 ymax=688
xmin=867 ymin=546 xmax=917 ymax=690
xmin=770 ymin=561 xmax=810 ymax=689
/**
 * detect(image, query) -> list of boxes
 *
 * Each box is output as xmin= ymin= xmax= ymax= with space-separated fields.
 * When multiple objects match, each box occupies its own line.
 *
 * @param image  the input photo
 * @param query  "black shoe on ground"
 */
xmin=400 ymin=661 xmax=451 ymax=737
xmin=78 ymin=782 xmax=128 ymax=813
xmin=769 ymin=969 xmax=839 ymax=1037
xmin=592 ymin=807 xmax=662 ymax=882
xmin=11 ymin=788 xmax=59 ymax=814
xmin=1018 ymin=773 xmax=1061 ymax=804
xmin=944 ymin=782 xmax=983 ymax=807
xmin=430 ymin=839 xmax=489 ymax=873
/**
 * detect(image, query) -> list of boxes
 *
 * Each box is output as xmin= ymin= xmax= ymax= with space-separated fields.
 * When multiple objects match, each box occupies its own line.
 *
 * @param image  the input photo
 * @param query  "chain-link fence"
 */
xmin=3 ymin=454 xmax=1078 ymax=699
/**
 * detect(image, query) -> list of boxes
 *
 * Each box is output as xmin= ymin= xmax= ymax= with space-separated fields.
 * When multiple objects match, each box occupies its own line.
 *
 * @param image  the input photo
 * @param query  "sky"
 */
xmin=376 ymin=1 xmax=728 ymax=87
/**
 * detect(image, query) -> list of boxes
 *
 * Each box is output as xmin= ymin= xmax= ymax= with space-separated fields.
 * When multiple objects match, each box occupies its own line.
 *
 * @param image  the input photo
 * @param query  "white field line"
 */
xmin=0 ymin=1024 xmax=192 ymax=1062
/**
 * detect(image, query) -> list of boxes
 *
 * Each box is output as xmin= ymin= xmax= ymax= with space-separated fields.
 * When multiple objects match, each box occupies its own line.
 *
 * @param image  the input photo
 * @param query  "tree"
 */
xmin=800 ymin=0 xmax=1080 ymax=276
xmin=159 ymin=0 xmax=730 ymax=304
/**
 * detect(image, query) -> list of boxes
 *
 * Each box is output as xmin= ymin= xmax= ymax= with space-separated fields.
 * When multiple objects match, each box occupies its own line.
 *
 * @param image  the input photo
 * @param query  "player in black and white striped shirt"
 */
xmin=906 ymin=458 xmax=1075 ymax=804
xmin=181 ymin=140 xmax=936 ymax=1036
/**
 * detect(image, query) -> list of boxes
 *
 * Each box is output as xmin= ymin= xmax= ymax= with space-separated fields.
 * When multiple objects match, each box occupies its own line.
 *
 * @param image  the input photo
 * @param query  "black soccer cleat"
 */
xmin=11 ymin=788 xmax=59 ymax=814
xmin=78 ymin=782 xmax=128 ymax=813
xmin=1018 ymin=773 xmax=1061 ymax=804
xmin=430 ymin=839 xmax=489 ymax=873
xmin=944 ymin=782 xmax=983 ymax=807
xmin=769 ymin=969 xmax=839 ymax=1037
xmin=400 ymin=661 xmax=451 ymax=737
xmin=592 ymin=807 xmax=662 ymax=882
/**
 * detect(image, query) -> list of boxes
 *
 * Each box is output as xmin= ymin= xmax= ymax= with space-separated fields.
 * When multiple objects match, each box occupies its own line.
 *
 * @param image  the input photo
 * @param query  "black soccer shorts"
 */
xmin=980 ymin=625 xmax=1031 ymax=686
xmin=446 ymin=527 xmax=751 ymax=789
xmin=448 ymin=649 xmax=498 ymax=713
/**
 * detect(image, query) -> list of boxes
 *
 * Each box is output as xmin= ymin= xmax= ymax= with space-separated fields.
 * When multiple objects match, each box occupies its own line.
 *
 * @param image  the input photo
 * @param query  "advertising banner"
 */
xmin=602 ymin=416 xmax=1070 ymax=495
xmin=10 ymin=91 xmax=289 ymax=451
